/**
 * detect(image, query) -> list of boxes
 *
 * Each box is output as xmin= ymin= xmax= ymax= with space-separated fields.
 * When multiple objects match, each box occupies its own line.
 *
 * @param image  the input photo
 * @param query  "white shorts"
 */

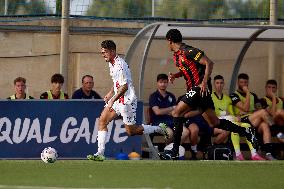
xmin=112 ymin=99 xmax=137 ymax=125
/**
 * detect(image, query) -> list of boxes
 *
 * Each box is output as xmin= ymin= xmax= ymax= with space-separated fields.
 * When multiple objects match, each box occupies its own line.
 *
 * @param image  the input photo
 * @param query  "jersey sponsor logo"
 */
xmin=186 ymin=90 xmax=196 ymax=98
xmin=194 ymin=52 xmax=202 ymax=61
xmin=177 ymin=66 xmax=189 ymax=71
xmin=231 ymin=97 xmax=238 ymax=101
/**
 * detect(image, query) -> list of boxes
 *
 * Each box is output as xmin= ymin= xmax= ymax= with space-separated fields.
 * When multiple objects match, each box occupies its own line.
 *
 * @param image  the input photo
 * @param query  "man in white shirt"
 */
xmin=87 ymin=40 xmax=168 ymax=161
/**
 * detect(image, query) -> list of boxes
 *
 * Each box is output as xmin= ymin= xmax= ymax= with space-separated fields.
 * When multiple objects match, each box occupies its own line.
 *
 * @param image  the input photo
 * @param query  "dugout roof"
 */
xmin=125 ymin=23 xmax=284 ymax=100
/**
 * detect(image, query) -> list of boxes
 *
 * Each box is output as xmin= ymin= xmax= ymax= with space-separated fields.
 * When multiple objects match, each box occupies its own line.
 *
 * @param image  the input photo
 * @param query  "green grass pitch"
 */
xmin=0 ymin=160 xmax=283 ymax=189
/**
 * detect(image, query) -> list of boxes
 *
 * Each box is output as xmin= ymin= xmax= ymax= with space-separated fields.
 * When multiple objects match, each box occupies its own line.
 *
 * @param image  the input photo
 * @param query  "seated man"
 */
xmin=260 ymin=79 xmax=284 ymax=126
xmin=7 ymin=77 xmax=34 ymax=99
xmin=230 ymin=73 xmax=275 ymax=160
xmin=72 ymin=75 xmax=101 ymax=99
xmin=149 ymin=73 xmax=189 ymax=144
xmin=185 ymin=113 xmax=230 ymax=160
xmin=212 ymin=75 xmax=263 ymax=160
xmin=40 ymin=73 xmax=69 ymax=99
xmin=260 ymin=80 xmax=284 ymax=150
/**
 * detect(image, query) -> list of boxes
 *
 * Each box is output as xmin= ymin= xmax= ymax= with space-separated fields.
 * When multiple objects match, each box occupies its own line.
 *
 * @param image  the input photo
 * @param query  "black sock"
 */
xmin=172 ymin=117 xmax=184 ymax=154
xmin=263 ymin=143 xmax=274 ymax=154
xmin=216 ymin=119 xmax=247 ymax=136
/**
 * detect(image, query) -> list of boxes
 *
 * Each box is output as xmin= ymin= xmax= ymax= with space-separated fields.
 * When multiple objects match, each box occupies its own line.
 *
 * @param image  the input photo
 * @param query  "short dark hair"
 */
xmin=166 ymin=29 xmax=182 ymax=43
xmin=238 ymin=73 xmax=249 ymax=80
xmin=157 ymin=73 xmax=168 ymax=82
xmin=82 ymin=75 xmax=93 ymax=83
xmin=214 ymin=75 xmax=224 ymax=81
xmin=266 ymin=79 xmax=277 ymax=86
xmin=51 ymin=73 xmax=64 ymax=84
xmin=101 ymin=40 xmax=116 ymax=51
xmin=14 ymin=77 xmax=26 ymax=85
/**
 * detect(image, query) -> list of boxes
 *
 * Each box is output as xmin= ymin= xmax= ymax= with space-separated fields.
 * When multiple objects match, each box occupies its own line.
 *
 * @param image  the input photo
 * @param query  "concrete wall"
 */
xmin=0 ymin=19 xmax=144 ymax=99
xmin=0 ymin=19 xmax=283 ymax=101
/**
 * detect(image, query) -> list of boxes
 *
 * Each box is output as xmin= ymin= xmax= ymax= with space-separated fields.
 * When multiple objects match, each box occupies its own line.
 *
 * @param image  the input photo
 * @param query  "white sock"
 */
xmin=277 ymin=132 xmax=284 ymax=139
xmin=250 ymin=149 xmax=257 ymax=156
xmin=191 ymin=145 xmax=197 ymax=152
xmin=235 ymin=150 xmax=242 ymax=157
xmin=97 ymin=131 xmax=107 ymax=155
xmin=142 ymin=124 xmax=162 ymax=134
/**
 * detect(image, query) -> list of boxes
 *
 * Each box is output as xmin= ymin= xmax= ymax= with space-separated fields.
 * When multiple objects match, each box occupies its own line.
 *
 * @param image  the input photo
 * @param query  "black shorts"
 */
xmin=240 ymin=115 xmax=250 ymax=123
xmin=180 ymin=86 xmax=215 ymax=112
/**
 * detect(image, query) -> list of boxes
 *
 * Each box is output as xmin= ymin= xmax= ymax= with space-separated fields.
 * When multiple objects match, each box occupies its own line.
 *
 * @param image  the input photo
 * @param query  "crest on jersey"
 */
xmin=186 ymin=90 xmax=196 ymax=98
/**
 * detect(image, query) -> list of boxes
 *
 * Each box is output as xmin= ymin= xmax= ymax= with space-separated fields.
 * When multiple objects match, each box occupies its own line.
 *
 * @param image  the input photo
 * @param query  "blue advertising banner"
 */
xmin=0 ymin=100 xmax=142 ymax=159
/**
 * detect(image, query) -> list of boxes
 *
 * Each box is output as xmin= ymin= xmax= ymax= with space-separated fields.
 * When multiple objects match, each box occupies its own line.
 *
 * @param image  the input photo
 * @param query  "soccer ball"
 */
xmin=41 ymin=147 xmax=58 ymax=163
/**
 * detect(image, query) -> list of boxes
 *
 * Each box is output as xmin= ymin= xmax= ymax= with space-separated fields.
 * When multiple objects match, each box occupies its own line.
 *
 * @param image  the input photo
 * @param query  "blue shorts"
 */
xmin=185 ymin=115 xmax=213 ymax=136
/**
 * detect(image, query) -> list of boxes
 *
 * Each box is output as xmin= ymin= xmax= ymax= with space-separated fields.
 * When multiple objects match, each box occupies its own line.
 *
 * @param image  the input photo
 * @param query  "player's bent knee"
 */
xmin=258 ymin=109 xmax=269 ymax=117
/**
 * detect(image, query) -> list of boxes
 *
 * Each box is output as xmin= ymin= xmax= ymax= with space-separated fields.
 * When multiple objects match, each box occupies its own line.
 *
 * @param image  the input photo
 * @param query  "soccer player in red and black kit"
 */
xmin=159 ymin=29 xmax=258 ymax=160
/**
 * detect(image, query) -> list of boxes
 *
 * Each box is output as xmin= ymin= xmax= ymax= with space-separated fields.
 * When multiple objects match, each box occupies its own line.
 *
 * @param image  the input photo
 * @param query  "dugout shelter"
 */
xmin=125 ymin=23 xmax=284 ymax=102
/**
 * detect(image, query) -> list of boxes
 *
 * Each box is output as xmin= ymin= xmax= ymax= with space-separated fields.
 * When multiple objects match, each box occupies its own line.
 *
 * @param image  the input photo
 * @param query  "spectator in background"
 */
xmin=183 ymin=108 xmax=230 ymax=160
xmin=260 ymin=79 xmax=284 ymax=145
xmin=40 ymin=73 xmax=68 ymax=99
xmin=149 ymin=73 xmax=189 ymax=144
xmin=212 ymin=75 xmax=264 ymax=160
xmin=7 ymin=77 xmax=34 ymax=99
xmin=230 ymin=73 xmax=275 ymax=160
xmin=72 ymin=75 xmax=101 ymax=99
xmin=260 ymin=79 xmax=284 ymax=126
xmin=184 ymin=113 xmax=217 ymax=160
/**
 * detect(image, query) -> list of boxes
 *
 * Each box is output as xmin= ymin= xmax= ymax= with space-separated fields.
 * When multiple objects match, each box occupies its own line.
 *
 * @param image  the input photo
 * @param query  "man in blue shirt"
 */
xmin=72 ymin=75 xmax=101 ymax=99
xmin=149 ymin=73 xmax=189 ymax=143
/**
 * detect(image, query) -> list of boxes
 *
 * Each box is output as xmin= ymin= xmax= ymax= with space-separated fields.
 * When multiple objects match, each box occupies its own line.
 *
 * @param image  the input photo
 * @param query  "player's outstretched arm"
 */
xmin=168 ymin=71 xmax=182 ymax=84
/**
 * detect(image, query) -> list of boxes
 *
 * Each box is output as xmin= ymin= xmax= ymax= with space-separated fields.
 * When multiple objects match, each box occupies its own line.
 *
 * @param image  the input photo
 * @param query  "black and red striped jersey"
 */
xmin=173 ymin=43 xmax=205 ymax=90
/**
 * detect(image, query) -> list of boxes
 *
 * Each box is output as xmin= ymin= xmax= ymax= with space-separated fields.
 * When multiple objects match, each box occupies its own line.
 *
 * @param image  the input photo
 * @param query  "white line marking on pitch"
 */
xmin=0 ymin=185 xmax=165 ymax=189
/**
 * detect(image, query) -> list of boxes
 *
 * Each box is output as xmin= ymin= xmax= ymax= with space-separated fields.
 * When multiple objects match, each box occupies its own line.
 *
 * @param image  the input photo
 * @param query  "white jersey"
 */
xmin=109 ymin=55 xmax=137 ymax=105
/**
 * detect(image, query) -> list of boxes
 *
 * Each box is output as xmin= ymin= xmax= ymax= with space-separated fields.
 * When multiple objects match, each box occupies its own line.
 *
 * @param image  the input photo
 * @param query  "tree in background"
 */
xmin=221 ymin=0 xmax=282 ymax=20
xmin=86 ymin=0 xmax=152 ymax=18
xmin=0 ymin=0 xmax=283 ymax=20
xmin=0 ymin=0 xmax=49 ymax=15
xmin=155 ymin=0 xmax=229 ymax=20
xmin=56 ymin=0 xmax=62 ymax=15
xmin=26 ymin=0 xmax=50 ymax=15
xmin=85 ymin=0 xmax=283 ymax=21
xmin=279 ymin=0 xmax=284 ymax=19
xmin=5 ymin=0 xmax=21 ymax=15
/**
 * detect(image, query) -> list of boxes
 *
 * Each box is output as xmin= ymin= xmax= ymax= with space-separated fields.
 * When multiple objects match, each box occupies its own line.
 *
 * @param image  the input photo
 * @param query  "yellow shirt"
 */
xmin=232 ymin=91 xmax=255 ymax=116
xmin=47 ymin=90 xmax=65 ymax=99
xmin=263 ymin=96 xmax=283 ymax=110
xmin=211 ymin=91 xmax=234 ymax=117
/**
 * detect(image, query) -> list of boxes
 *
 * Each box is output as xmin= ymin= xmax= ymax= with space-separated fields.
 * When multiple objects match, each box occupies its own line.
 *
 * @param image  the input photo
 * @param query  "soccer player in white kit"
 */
xmin=87 ymin=40 xmax=168 ymax=161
